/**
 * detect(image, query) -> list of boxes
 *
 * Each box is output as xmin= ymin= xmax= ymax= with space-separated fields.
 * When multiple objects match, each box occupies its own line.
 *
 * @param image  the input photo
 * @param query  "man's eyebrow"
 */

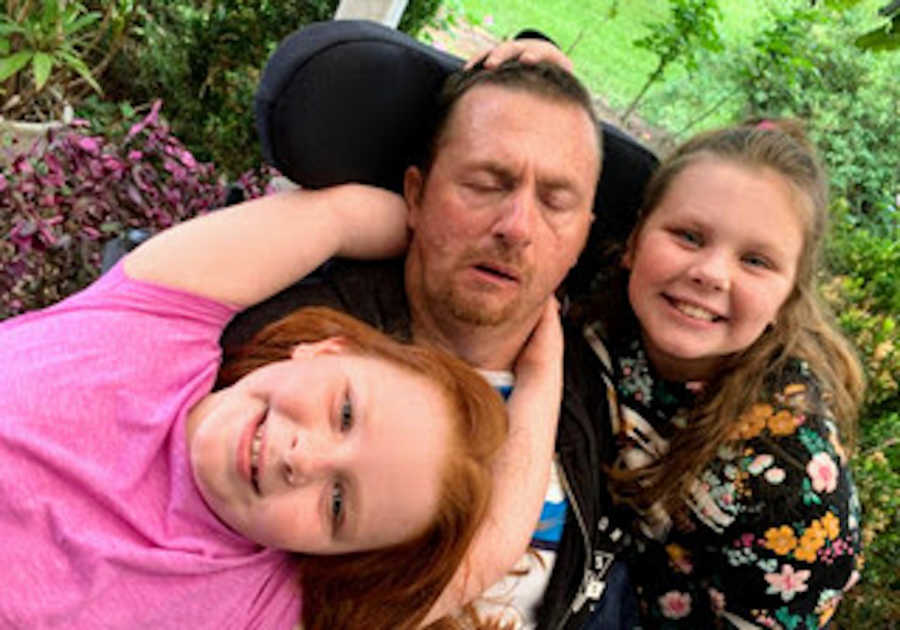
xmin=539 ymin=175 xmax=581 ymax=191
xmin=462 ymin=160 xmax=517 ymax=181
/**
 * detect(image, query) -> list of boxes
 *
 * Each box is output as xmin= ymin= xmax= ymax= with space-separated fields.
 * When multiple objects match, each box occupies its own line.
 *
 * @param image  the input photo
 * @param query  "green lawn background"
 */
xmin=452 ymin=0 xmax=890 ymax=129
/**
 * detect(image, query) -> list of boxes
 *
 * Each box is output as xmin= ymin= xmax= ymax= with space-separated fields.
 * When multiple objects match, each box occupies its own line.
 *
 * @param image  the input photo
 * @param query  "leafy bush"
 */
xmin=95 ymin=0 xmax=340 ymax=177
xmin=821 ymin=199 xmax=900 ymax=627
xmin=399 ymin=0 xmax=449 ymax=36
xmin=1 ymin=100 xmax=227 ymax=318
xmin=711 ymin=6 xmax=897 ymax=215
xmin=824 ymin=200 xmax=900 ymax=409
xmin=95 ymin=0 xmax=447 ymax=178
xmin=624 ymin=0 xmax=722 ymax=122
xmin=0 ymin=0 xmax=137 ymax=121
xmin=839 ymin=411 xmax=900 ymax=627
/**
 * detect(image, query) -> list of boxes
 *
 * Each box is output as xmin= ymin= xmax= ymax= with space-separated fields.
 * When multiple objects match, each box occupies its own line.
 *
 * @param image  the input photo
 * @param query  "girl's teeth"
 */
xmin=250 ymin=422 xmax=264 ymax=488
xmin=675 ymin=301 xmax=716 ymax=321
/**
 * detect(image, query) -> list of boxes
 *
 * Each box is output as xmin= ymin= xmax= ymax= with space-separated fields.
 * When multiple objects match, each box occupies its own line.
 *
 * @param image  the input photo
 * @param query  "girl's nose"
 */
xmin=280 ymin=429 xmax=350 ymax=487
xmin=281 ymin=433 xmax=334 ymax=487
xmin=689 ymin=251 xmax=731 ymax=291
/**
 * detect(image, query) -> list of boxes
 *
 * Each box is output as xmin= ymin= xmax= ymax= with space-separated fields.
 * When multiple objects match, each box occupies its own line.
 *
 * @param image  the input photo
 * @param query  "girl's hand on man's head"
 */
xmin=466 ymin=39 xmax=574 ymax=73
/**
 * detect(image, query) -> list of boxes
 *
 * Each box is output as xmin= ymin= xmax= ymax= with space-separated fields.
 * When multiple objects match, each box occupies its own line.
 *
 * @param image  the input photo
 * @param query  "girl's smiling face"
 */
xmin=624 ymin=159 xmax=806 ymax=381
xmin=186 ymin=339 xmax=452 ymax=555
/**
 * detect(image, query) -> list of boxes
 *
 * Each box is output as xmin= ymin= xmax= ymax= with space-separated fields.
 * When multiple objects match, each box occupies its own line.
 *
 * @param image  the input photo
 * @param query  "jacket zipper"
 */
xmin=552 ymin=454 xmax=591 ymax=630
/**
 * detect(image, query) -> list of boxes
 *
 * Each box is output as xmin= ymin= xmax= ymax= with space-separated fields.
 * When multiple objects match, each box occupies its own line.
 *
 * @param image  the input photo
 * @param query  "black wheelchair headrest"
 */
xmin=255 ymin=20 xmax=659 ymax=300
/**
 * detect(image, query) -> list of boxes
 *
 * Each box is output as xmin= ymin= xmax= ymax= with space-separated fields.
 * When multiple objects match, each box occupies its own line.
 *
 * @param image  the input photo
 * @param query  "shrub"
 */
xmin=822 ymin=198 xmax=900 ymax=627
xmin=96 ymin=0 xmax=448 ymax=178
xmin=399 ymin=0 xmax=448 ymax=36
xmin=1 ymin=100 xmax=228 ymax=319
xmin=0 ymin=0 xmax=135 ymax=121
xmin=720 ymin=6 xmax=898 ymax=215
xmin=839 ymin=411 xmax=900 ymax=627
xmin=646 ymin=5 xmax=898 ymax=218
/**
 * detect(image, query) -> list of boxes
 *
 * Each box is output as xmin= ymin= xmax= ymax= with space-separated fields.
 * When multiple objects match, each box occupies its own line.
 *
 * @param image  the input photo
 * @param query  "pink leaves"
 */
xmin=1 ymin=100 xmax=235 ymax=318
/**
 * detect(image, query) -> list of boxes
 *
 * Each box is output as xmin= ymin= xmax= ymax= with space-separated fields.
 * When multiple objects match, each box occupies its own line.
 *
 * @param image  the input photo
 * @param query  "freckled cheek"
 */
xmin=422 ymin=212 xmax=489 ymax=253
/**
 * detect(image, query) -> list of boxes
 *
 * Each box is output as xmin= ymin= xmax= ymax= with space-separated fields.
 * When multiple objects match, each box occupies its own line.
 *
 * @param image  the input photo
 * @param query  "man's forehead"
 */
xmin=437 ymin=84 xmax=601 ymax=171
xmin=447 ymin=83 xmax=591 ymax=129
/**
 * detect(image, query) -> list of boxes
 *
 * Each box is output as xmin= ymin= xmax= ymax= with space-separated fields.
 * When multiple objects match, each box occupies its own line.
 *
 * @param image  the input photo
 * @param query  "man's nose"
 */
xmin=492 ymin=187 xmax=537 ymax=247
xmin=689 ymin=249 xmax=731 ymax=292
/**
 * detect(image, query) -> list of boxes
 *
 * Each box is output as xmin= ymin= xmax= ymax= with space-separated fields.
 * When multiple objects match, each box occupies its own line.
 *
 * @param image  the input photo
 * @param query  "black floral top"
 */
xmin=583 ymin=321 xmax=863 ymax=630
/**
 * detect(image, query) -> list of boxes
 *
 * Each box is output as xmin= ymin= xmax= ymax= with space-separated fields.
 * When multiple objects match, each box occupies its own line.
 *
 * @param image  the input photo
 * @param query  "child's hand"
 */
xmin=466 ymin=39 xmax=574 ymax=73
xmin=513 ymin=297 xmax=563 ymax=387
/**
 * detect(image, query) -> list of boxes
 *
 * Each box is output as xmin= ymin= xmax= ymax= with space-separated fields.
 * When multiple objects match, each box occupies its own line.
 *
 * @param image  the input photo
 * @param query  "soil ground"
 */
xmin=424 ymin=19 xmax=677 ymax=156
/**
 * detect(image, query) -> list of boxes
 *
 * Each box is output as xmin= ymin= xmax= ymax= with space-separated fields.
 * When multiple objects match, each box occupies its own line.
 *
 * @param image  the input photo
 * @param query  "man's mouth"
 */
xmin=473 ymin=263 xmax=519 ymax=283
xmin=250 ymin=417 xmax=266 ymax=495
xmin=666 ymin=296 xmax=725 ymax=322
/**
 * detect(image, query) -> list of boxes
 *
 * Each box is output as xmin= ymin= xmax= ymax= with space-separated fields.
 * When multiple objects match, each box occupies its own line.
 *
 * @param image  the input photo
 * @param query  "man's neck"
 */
xmin=405 ymin=290 xmax=537 ymax=372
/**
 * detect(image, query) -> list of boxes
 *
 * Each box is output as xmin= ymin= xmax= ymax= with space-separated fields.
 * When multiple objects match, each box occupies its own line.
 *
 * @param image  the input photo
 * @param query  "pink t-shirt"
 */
xmin=0 ymin=263 xmax=302 ymax=629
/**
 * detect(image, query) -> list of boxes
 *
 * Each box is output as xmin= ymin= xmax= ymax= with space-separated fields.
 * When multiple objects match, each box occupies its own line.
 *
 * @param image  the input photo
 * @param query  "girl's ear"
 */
xmin=291 ymin=337 xmax=348 ymax=360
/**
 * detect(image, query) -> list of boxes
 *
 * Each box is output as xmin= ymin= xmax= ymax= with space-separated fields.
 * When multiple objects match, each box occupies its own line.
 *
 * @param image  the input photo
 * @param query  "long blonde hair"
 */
xmin=607 ymin=119 xmax=864 ymax=511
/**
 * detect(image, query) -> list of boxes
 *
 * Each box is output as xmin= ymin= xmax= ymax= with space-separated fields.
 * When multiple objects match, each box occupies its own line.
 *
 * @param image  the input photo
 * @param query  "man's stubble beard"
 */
xmin=432 ymin=253 xmax=535 ymax=328
xmin=436 ymin=280 xmax=523 ymax=327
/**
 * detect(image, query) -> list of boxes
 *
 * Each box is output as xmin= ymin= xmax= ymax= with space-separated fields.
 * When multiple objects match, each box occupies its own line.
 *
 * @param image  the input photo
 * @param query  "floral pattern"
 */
xmin=584 ymin=322 xmax=863 ymax=629
xmin=765 ymin=564 xmax=811 ymax=601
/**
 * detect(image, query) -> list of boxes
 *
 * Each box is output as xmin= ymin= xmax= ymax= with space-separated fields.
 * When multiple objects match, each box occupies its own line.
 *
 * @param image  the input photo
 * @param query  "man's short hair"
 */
xmin=419 ymin=60 xmax=603 ymax=173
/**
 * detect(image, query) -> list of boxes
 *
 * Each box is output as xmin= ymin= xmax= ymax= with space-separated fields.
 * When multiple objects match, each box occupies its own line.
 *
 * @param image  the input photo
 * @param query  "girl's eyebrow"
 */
xmin=334 ymin=475 xmax=360 ymax=543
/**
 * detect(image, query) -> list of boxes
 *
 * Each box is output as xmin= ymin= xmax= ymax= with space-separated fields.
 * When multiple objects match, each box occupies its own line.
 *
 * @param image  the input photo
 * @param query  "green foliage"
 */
xmin=97 ymin=0 xmax=447 ymax=177
xmin=624 ymin=0 xmax=723 ymax=121
xmin=399 ymin=0 xmax=451 ymax=37
xmin=854 ymin=0 xmax=900 ymax=50
xmin=96 ymin=0 xmax=340 ymax=177
xmin=826 ymin=200 xmax=900 ymax=315
xmin=839 ymin=410 xmax=900 ymax=625
xmin=821 ymin=198 xmax=900 ymax=626
xmin=701 ymin=4 xmax=900 ymax=215
xmin=0 ymin=0 xmax=111 ymax=120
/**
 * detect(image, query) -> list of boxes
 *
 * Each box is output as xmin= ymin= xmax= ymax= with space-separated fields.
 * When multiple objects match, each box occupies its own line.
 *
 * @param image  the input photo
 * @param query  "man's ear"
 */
xmin=403 ymin=165 xmax=424 ymax=230
xmin=291 ymin=337 xmax=348 ymax=360
xmin=622 ymin=232 xmax=636 ymax=269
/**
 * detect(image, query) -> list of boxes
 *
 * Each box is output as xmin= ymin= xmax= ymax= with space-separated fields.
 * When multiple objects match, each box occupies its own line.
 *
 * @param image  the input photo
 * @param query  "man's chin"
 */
xmin=445 ymin=294 xmax=519 ymax=327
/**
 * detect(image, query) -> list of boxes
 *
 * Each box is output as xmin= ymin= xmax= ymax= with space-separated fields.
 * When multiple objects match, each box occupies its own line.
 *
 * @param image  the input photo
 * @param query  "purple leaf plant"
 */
xmin=1 ymin=100 xmax=277 ymax=319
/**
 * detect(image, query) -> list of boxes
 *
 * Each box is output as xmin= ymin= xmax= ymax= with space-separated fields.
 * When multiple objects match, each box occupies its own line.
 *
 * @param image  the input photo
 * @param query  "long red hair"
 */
xmin=217 ymin=306 xmax=507 ymax=628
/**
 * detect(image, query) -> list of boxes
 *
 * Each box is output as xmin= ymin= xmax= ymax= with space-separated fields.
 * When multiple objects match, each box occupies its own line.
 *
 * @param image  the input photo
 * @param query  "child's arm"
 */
xmin=124 ymin=184 xmax=408 ymax=307
xmin=423 ymin=298 xmax=564 ymax=624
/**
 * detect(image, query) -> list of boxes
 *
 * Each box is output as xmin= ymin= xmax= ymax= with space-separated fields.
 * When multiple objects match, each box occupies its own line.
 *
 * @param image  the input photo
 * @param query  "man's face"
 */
xmin=404 ymin=85 xmax=599 ymax=330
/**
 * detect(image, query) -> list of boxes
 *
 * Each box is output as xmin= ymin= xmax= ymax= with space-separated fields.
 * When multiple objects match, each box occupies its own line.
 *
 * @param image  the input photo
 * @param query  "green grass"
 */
xmin=453 ymin=0 xmax=761 ymax=110
xmin=450 ymin=0 xmax=893 ymax=131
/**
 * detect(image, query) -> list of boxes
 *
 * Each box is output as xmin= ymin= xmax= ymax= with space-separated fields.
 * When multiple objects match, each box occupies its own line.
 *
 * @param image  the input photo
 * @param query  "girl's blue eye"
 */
xmin=743 ymin=254 xmax=771 ymax=269
xmin=340 ymin=394 xmax=353 ymax=431
xmin=677 ymin=229 xmax=702 ymax=245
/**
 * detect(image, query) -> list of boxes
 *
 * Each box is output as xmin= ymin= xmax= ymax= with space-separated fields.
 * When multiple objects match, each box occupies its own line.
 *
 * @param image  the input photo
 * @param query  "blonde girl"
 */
xmin=583 ymin=120 xmax=864 ymax=629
